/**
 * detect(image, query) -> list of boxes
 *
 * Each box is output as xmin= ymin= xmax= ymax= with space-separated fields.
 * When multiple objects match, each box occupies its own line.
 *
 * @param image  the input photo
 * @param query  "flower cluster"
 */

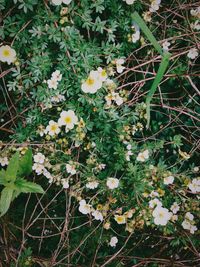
xmin=182 ymin=212 xmax=197 ymax=234
xmin=123 ymin=142 xmax=133 ymax=161
xmin=32 ymin=153 xmax=53 ymax=182
xmin=45 ymin=109 xmax=78 ymax=136
xmin=79 ymin=199 xmax=103 ymax=221
xmin=46 ymin=70 xmax=62 ymax=90
xmin=81 ymin=68 xmax=107 ymax=94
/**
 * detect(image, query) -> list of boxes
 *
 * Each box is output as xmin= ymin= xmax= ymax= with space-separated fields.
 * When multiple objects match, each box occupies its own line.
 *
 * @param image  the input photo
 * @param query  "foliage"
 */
xmin=0 ymin=150 xmax=44 ymax=217
xmin=0 ymin=0 xmax=200 ymax=266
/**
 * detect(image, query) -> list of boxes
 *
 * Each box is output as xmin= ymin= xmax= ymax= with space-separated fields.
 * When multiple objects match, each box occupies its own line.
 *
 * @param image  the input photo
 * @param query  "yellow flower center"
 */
xmin=86 ymin=78 xmax=95 ymax=86
xmin=158 ymin=212 xmax=164 ymax=218
xmin=3 ymin=49 xmax=10 ymax=57
xmin=50 ymin=125 xmax=57 ymax=131
xmin=101 ymin=69 xmax=107 ymax=77
xmin=116 ymin=216 xmax=125 ymax=223
xmin=65 ymin=116 xmax=72 ymax=124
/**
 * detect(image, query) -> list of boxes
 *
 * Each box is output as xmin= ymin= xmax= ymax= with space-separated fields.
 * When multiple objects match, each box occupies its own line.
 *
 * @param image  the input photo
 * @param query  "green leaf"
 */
xmin=15 ymin=179 xmax=44 ymax=194
xmin=0 ymin=169 xmax=6 ymax=185
xmin=5 ymin=152 xmax=19 ymax=182
xmin=11 ymin=189 xmax=21 ymax=201
xmin=132 ymin=11 xmax=163 ymax=55
xmin=18 ymin=149 xmax=33 ymax=177
xmin=0 ymin=187 xmax=14 ymax=217
xmin=146 ymin=52 xmax=171 ymax=128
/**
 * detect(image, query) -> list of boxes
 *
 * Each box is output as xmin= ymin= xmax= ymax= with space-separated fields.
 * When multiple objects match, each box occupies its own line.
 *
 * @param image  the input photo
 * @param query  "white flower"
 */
xmin=115 ymin=95 xmax=123 ymax=106
xmin=86 ymin=181 xmax=99 ymax=189
xmin=182 ymin=212 xmax=197 ymax=234
xmin=127 ymin=144 xmax=132 ymax=150
xmin=46 ymin=120 xmax=60 ymax=136
xmin=152 ymin=206 xmax=172 ymax=226
xmin=34 ymin=153 xmax=45 ymax=164
xmin=51 ymin=94 xmax=65 ymax=103
xmin=149 ymin=198 xmax=162 ymax=209
xmin=109 ymin=236 xmax=118 ymax=247
xmin=136 ymin=149 xmax=149 ymax=162
xmin=193 ymin=166 xmax=199 ymax=172
xmin=162 ymin=40 xmax=170 ymax=52
xmin=0 ymin=45 xmax=16 ymax=64
xmin=58 ymin=110 xmax=78 ymax=131
xmin=61 ymin=179 xmax=69 ymax=189
xmin=181 ymin=219 xmax=191 ymax=230
xmin=191 ymin=7 xmax=200 ymax=18
xmin=190 ymin=225 xmax=197 ymax=234
xmin=52 ymin=0 xmax=62 ymax=5
xmin=191 ymin=20 xmax=200 ymax=30
xmin=182 ymin=220 xmax=197 ymax=234
xmin=43 ymin=169 xmax=53 ymax=180
xmin=188 ymin=178 xmax=200 ymax=193
xmin=92 ymin=210 xmax=103 ymax=221
xmin=149 ymin=0 xmax=161 ymax=12
xmin=97 ymin=67 xmax=108 ymax=81
xmin=114 ymin=215 xmax=126 ymax=224
xmin=47 ymin=78 xmax=58 ymax=90
xmin=115 ymin=58 xmax=125 ymax=73
xmin=150 ymin=191 xmax=159 ymax=198
xmin=32 ymin=163 xmax=44 ymax=175
xmin=66 ymin=163 xmax=76 ymax=175
xmin=62 ymin=0 xmax=72 ymax=4
xmin=132 ymin=31 xmax=140 ymax=43
xmin=164 ymin=175 xmax=174 ymax=185
xmin=51 ymin=70 xmax=62 ymax=81
xmin=131 ymin=23 xmax=140 ymax=43
xmin=81 ymin=70 xmax=102 ymax=94
xmin=127 ymin=150 xmax=133 ymax=156
xmin=185 ymin=212 xmax=194 ymax=221
xmin=78 ymin=199 xmax=91 ymax=215
xmin=0 ymin=157 xmax=9 ymax=166
xmin=106 ymin=178 xmax=119 ymax=190
xmin=170 ymin=202 xmax=180 ymax=214
xmin=187 ymin=48 xmax=198 ymax=59
xmin=123 ymin=0 xmax=135 ymax=5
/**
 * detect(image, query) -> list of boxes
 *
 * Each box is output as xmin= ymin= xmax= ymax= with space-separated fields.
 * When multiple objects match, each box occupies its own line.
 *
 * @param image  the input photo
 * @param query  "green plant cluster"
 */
xmin=0 ymin=0 xmax=200 ymax=266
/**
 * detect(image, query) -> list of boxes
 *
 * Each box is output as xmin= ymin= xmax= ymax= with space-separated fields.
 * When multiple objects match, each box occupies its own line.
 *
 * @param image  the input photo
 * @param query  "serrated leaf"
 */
xmin=15 ymin=179 xmax=44 ymax=194
xmin=18 ymin=149 xmax=33 ymax=177
xmin=0 ymin=187 xmax=14 ymax=217
xmin=5 ymin=152 xmax=19 ymax=182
